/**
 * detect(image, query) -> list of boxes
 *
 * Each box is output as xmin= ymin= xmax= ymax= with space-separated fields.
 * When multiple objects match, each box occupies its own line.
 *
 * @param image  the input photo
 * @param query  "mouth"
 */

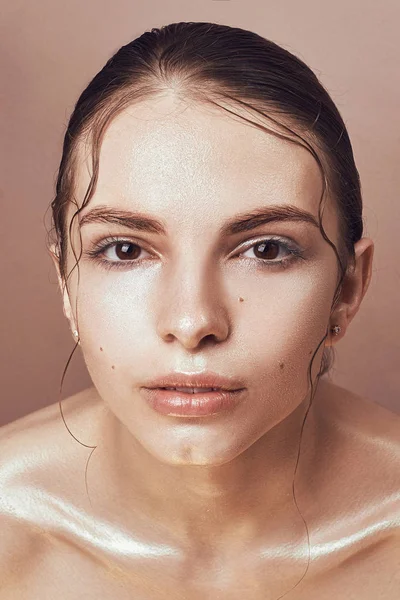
xmin=140 ymin=387 xmax=246 ymax=417
xmin=158 ymin=386 xmax=228 ymax=393
xmin=140 ymin=371 xmax=246 ymax=416
xmin=142 ymin=370 xmax=245 ymax=393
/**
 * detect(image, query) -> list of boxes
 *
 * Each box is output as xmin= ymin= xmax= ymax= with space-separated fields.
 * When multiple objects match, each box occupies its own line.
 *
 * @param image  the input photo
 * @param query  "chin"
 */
xmin=134 ymin=427 xmax=260 ymax=467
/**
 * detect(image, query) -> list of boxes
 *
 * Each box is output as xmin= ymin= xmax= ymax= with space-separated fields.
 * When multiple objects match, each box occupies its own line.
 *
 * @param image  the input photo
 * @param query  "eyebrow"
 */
xmin=79 ymin=204 xmax=320 ymax=236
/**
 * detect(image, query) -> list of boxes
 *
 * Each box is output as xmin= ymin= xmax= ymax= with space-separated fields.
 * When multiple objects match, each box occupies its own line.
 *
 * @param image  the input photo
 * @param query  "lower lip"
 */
xmin=141 ymin=388 xmax=246 ymax=417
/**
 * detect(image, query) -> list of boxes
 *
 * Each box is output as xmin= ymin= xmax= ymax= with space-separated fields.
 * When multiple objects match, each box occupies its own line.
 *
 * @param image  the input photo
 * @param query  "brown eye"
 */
xmin=239 ymin=237 xmax=303 ymax=269
xmin=243 ymin=240 xmax=288 ymax=261
xmin=113 ymin=242 xmax=142 ymax=261
xmin=253 ymin=241 xmax=281 ymax=260
xmin=85 ymin=237 xmax=153 ymax=270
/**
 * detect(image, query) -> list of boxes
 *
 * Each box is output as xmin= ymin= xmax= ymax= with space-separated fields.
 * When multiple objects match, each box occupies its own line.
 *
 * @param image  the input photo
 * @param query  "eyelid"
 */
xmin=234 ymin=234 xmax=302 ymax=254
xmin=88 ymin=235 xmax=154 ymax=254
xmin=87 ymin=234 xmax=303 ymax=255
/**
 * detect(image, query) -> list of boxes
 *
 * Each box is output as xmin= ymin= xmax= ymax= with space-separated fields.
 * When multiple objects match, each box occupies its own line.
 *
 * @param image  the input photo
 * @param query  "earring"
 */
xmin=331 ymin=325 xmax=341 ymax=336
xmin=73 ymin=329 xmax=79 ymax=338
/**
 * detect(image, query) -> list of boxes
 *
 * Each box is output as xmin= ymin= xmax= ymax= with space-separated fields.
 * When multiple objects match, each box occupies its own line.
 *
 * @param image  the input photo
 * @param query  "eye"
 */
xmin=103 ymin=241 xmax=149 ymax=261
xmin=85 ymin=237 xmax=152 ymax=271
xmin=238 ymin=237 xmax=305 ymax=268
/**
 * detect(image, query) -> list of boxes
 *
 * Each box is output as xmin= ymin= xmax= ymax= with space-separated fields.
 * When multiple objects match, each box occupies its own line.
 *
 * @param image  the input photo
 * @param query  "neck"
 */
xmin=89 ymin=384 xmax=322 ymax=551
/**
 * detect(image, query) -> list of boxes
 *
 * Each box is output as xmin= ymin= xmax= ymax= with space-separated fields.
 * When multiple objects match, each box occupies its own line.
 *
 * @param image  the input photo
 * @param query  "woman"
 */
xmin=0 ymin=21 xmax=399 ymax=599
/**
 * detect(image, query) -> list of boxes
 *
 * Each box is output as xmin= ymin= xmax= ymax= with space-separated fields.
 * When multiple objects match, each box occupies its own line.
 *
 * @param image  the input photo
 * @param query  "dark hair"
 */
xmin=47 ymin=22 xmax=363 ymax=598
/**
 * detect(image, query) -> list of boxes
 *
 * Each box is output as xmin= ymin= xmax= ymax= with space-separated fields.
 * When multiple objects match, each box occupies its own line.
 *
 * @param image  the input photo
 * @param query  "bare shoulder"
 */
xmin=0 ymin=385 xmax=103 ymax=446
xmin=312 ymin=378 xmax=400 ymax=560
xmin=317 ymin=377 xmax=400 ymax=448
xmin=316 ymin=377 xmax=400 ymax=495
xmin=0 ymin=386 xmax=104 ymax=482
xmin=0 ymin=387 xmax=104 ymax=588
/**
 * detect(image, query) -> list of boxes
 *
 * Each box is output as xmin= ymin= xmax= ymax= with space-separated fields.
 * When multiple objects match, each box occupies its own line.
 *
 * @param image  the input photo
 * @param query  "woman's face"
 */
xmin=60 ymin=94 xmax=340 ymax=466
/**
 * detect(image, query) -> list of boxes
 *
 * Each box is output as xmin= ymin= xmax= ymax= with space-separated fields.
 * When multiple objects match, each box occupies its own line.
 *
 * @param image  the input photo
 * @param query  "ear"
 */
xmin=48 ymin=243 xmax=77 ymax=335
xmin=326 ymin=237 xmax=374 ymax=347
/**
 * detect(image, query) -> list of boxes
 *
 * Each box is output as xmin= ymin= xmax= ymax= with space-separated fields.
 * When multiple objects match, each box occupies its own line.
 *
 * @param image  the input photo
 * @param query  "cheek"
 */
xmin=239 ymin=270 xmax=333 ymax=387
xmin=76 ymin=278 xmax=154 ymax=373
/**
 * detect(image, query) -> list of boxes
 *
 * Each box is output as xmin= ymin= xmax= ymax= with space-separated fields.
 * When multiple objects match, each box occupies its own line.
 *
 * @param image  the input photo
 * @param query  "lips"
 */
xmin=140 ymin=387 xmax=246 ymax=417
xmin=162 ymin=387 xmax=220 ymax=393
xmin=142 ymin=370 xmax=245 ymax=392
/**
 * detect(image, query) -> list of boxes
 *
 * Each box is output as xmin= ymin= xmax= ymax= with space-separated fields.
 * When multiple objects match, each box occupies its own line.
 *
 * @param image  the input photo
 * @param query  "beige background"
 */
xmin=1 ymin=0 xmax=399 ymax=426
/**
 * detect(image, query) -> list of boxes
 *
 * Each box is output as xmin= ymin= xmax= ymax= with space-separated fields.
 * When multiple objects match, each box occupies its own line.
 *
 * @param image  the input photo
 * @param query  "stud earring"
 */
xmin=331 ymin=325 xmax=341 ymax=336
xmin=73 ymin=329 xmax=79 ymax=338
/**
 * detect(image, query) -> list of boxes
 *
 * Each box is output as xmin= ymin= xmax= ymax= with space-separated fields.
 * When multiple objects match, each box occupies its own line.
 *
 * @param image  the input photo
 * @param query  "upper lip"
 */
xmin=142 ymin=371 xmax=245 ymax=391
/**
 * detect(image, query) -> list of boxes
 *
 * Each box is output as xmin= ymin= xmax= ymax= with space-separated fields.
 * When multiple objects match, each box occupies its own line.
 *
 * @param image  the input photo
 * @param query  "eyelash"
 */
xmin=84 ymin=235 xmax=306 ymax=272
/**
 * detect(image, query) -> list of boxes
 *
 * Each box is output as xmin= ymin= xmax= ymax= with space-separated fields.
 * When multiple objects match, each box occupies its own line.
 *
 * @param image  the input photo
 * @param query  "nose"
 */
xmin=155 ymin=261 xmax=231 ymax=350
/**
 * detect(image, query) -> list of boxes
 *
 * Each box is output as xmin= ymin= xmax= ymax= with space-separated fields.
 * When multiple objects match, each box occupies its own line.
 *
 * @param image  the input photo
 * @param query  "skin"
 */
xmin=1 ymin=92 xmax=399 ymax=599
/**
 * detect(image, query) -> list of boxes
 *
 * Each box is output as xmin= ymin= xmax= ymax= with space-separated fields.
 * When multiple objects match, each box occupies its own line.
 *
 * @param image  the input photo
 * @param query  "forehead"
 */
xmin=73 ymin=93 xmax=336 ymax=232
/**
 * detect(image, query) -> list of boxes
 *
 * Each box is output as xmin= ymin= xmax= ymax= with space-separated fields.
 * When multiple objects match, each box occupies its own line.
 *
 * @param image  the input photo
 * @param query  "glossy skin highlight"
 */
xmin=1 ymin=93 xmax=399 ymax=599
